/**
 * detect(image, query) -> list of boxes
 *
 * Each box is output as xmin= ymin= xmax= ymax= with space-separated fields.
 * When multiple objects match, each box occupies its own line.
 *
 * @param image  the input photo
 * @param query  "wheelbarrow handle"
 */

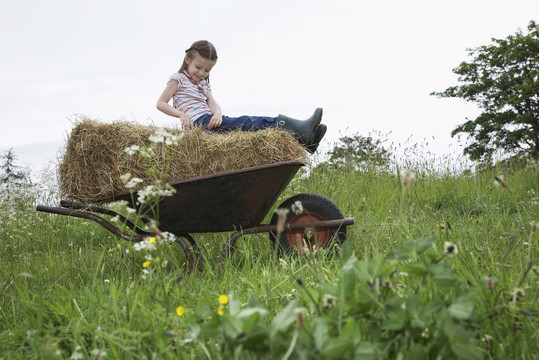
xmin=36 ymin=204 xmax=200 ymax=272
xmin=36 ymin=204 xmax=148 ymax=242
xmin=60 ymin=200 xmax=151 ymax=236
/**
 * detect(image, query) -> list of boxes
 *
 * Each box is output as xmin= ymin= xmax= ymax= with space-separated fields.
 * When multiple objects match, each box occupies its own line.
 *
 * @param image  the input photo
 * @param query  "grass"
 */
xmin=0 ymin=156 xmax=537 ymax=359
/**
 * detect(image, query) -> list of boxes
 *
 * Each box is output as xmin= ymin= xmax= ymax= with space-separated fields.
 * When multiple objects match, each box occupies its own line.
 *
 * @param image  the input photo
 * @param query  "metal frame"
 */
xmin=36 ymin=200 xmax=354 ymax=271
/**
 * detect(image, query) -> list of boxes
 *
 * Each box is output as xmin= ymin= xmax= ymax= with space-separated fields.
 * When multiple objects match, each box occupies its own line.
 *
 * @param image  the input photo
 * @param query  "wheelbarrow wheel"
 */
xmin=269 ymin=193 xmax=346 ymax=254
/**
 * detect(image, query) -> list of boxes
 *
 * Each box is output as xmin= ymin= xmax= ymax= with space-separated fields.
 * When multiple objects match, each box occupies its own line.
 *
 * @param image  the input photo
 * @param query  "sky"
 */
xmin=0 ymin=0 xmax=537 ymax=173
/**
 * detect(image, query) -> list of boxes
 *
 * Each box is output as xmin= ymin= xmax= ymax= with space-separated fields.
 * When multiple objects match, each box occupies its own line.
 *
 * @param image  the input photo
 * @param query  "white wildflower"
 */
xmin=292 ymin=200 xmax=303 ymax=215
xmin=133 ymin=239 xmax=157 ymax=251
xmin=142 ymin=268 xmax=150 ymax=280
xmin=138 ymin=147 xmax=154 ymax=159
xmin=149 ymin=134 xmax=164 ymax=143
xmin=120 ymin=173 xmax=132 ymax=184
xmin=512 ymin=288 xmax=525 ymax=302
xmin=160 ymin=231 xmax=176 ymax=242
xmin=125 ymin=177 xmax=143 ymax=190
xmin=124 ymin=145 xmax=140 ymax=156
xmin=322 ymin=294 xmax=337 ymax=309
xmin=91 ymin=349 xmax=107 ymax=358
xmin=70 ymin=345 xmax=84 ymax=360
xmin=149 ymin=128 xmax=174 ymax=143
xmin=137 ymin=184 xmax=176 ymax=205
xmin=165 ymin=133 xmax=184 ymax=145
xmin=443 ymin=241 xmax=458 ymax=256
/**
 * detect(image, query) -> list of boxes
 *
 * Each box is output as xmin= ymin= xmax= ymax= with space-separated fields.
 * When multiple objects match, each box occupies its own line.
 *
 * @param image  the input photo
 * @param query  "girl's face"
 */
xmin=185 ymin=54 xmax=216 ymax=82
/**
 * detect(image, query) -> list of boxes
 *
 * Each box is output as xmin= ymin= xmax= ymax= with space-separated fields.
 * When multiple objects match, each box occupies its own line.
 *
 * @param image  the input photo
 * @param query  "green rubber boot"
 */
xmin=275 ymin=108 xmax=323 ymax=146
xmin=306 ymin=123 xmax=327 ymax=154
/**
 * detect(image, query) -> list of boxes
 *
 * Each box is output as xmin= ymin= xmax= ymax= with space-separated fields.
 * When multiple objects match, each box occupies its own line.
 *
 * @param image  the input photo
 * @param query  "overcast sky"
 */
xmin=1 ymin=0 xmax=537 ymax=172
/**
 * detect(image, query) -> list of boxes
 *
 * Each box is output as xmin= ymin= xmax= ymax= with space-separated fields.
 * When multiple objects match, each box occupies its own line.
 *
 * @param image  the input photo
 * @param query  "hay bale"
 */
xmin=58 ymin=118 xmax=309 ymax=204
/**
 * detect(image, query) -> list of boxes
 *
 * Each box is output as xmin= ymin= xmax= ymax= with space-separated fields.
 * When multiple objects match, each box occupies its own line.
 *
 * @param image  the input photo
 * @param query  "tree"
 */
xmin=314 ymin=132 xmax=391 ymax=172
xmin=431 ymin=20 xmax=539 ymax=162
xmin=0 ymin=148 xmax=27 ymax=202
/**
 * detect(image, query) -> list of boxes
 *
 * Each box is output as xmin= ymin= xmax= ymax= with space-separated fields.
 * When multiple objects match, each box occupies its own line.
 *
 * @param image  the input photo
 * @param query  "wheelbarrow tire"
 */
xmin=269 ymin=193 xmax=346 ymax=254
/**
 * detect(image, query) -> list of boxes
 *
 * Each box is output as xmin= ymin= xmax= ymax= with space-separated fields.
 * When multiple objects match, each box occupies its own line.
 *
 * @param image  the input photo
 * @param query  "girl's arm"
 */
xmin=156 ymin=80 xmax=193 ymax=129
xmin=206 ymin=90 xmax=223 ymax=129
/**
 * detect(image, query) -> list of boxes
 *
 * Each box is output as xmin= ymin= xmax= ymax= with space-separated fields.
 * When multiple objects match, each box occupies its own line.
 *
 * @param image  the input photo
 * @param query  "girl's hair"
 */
xmin=178 ymin=40 xmax=218 ymax=75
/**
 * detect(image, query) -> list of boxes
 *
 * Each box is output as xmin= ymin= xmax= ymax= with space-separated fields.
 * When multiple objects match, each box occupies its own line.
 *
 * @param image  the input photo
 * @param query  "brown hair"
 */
xmin=178 ymin=40 xmax=218 ymax=76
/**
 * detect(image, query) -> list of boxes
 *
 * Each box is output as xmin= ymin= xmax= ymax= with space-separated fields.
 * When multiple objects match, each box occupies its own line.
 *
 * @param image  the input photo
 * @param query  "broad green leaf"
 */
xmin=239 ymin=311 xmax=263 ymax=333
xmin=451 ymin=339 xmax=484 ymax=360
xmin=402 ymin=344 xmax=427 ymax=358
xmin=405 ymin=294 xmax=423 ymax=317
xmin=386 ymin=237 xmax=436 ymax=261
xmin=355 ymin=343 xmax=378 ymax=360
xmin=338 ymin=265 xmax=356 ymax=297
xmin=382 ymin=315 xmax=406 ymax=331
xmin=222 ymin=314 xmax=243 ymax=339
xmin=197 ymin=322 xmax=219 ymax=340
xmin=313 ymin=317 xmax=329 ymax=352
xmin=405 ymin=294 xmax=426 ymax=329
xmin=195 ymin=298 xmax=212 ymax=319
xmin=448 ymin=297 xmax=474 ymax=320
xmin=321 ymin=337 xmax=353 ymax=359
xmin=270 ymin=301 xmax=297 ymax=336
xmin=368 ymin=254 xmax=386 ymax=278
xmin=342 ymin=318 xmax=361 ymax=345
xmin=340 ymin=241 xmax=353 ymax=262
xmin=228 ymin=294 xmax=241 ymax=316
xmin=429 ymin=264 xmax=457 ymax=286
xmin=414 ymin=237 xmax=437 ymax=254
xmin=383 ymin=307 xmax=407 ymax=331
xmin=404 ymin=261 xmax=428 ymax=276
xmin=242 ymin=326 xmax=269 ymax=350
xmin=237 ymin=307 xmax=268 ymax=319
xmin=342 ymin=253 xmax=358 ymax=271
xmin=319 ymin=282 xmax=338 ymax=298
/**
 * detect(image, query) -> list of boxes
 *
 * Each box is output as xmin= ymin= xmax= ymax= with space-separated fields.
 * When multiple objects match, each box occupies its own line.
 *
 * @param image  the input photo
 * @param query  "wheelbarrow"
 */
xmin=36 ymin=161 xmax=354 ymax=270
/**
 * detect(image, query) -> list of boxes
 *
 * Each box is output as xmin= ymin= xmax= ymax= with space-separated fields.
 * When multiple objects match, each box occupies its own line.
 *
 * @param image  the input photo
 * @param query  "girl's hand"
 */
xmin=208 ymin=114 xmax=222 ymax=129
xmin=179 ymin=113 xmax=193 ymax=129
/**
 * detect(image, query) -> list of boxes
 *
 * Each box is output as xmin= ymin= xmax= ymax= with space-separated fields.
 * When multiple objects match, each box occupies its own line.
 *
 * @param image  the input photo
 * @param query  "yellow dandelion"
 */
xmin=117 ymin=244 xmax=122 ymax=249
xmin=142 ymin=261 xmax=150 ymax=268
xmin=218 ymin=294 xmax=229 ymax=305
xmin=176 ymin=306 xmax=186 ymax=316
xmin=148 ymin=237 xmax=157 ymax=244
xmin=217 ymin=305 xmax=225 ymax=316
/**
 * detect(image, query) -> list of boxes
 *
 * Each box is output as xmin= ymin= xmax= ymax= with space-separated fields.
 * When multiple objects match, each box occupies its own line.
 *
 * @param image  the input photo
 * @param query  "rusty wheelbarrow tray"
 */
xmin=36 ymin=161 xmax=354 ymax=270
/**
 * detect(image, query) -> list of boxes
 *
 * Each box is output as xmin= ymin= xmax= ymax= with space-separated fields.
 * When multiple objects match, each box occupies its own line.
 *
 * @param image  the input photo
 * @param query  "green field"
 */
xmin=0 ymin=155 xmax=537 ymax=359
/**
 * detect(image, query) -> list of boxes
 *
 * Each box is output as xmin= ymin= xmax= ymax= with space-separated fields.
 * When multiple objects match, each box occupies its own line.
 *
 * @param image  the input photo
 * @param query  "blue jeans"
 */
xmin=194 ymin=114 xmax=276 ymax=132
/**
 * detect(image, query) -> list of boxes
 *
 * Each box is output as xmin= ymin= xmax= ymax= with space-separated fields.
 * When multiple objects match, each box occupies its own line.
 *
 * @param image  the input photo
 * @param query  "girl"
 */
xmin=156 ymin=40 xmax=326 ymax=153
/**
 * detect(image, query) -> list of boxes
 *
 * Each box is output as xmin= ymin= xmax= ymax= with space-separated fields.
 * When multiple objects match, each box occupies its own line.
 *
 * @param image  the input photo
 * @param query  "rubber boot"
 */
xmin=275 ymin=108 xmax=323 ymax=146
xmin=306 ymin=123 xmax=327 ymax=154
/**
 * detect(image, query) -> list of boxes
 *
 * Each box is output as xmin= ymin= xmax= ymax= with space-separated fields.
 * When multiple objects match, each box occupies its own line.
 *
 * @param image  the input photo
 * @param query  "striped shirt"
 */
xmin=168 ymin=72 xmax=213 ymax=121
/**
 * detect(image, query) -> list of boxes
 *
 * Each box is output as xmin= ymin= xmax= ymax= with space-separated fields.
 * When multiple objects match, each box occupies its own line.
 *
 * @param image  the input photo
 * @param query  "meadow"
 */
xmin=0 ymin=150 xmax=537 ymax=359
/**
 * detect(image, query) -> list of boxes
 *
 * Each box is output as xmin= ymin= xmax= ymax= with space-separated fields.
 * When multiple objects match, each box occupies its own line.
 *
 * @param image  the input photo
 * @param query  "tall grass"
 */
xmin=0 ymin=154 xmax=537 ymax=359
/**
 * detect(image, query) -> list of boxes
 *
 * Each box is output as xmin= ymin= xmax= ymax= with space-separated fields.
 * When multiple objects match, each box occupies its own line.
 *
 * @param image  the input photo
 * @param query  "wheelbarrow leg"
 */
xmin=172 ymin=235 xmax=200 ymax=274
xmin=221 ymin=224 xmax=277 ymax=260
xmin=222 ymin=231 xmax=245 ymax=259
xmin=176 ymin=233 xmax=205 ymax=269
